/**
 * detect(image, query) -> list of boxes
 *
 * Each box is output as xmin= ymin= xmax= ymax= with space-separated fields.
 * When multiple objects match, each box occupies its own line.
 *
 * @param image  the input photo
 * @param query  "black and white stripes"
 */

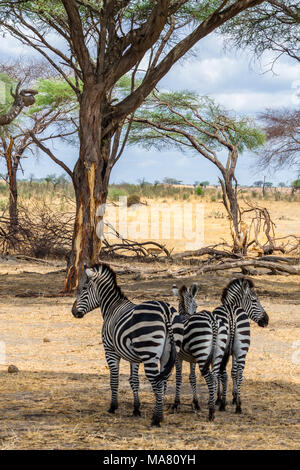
xmin=172 ymin=284 xmax=228 ymax=421
xmin=72 ymin=265 xmax=269 ymax=425
xmin=214 ymin=278 xmax=269 ymax=413
xmin=72 ymin=263 xmax=183 ymax=426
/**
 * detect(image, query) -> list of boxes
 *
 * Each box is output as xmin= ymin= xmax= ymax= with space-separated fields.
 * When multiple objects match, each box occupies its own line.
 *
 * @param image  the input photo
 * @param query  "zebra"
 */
xmin=71 ymin=263 xmax=183 ymax=426
xmin=214 ymin=277 xmax=269 ymax=414
xmin=172 ymin=283 xmax=228 ymax=421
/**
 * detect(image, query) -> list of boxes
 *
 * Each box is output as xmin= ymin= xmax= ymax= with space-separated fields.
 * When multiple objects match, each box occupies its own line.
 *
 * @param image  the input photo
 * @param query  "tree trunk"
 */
xmin=5 ymin=136 xmax=19 ymax=233
xmin=63 ymin=87 xmax=112 ymax=293
xmin=219 ymin=175 xmax=246 ymax=255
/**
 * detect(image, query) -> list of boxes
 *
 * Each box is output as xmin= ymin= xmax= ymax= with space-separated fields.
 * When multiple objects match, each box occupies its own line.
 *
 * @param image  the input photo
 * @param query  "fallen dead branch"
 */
xmin=172 ymin=247 xmax=241 ymax=261
xmin=197 ymin=259 xmax=300 ymax=276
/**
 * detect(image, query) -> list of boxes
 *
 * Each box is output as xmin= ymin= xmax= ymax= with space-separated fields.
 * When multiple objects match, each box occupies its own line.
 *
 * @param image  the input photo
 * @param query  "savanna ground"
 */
xmin=0 ymin=186 xmax=299 ymax=449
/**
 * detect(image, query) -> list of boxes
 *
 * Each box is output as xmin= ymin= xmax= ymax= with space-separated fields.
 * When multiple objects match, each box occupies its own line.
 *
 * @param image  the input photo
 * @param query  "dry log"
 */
xmin=197 ymin=259 xmax=300 ymax=275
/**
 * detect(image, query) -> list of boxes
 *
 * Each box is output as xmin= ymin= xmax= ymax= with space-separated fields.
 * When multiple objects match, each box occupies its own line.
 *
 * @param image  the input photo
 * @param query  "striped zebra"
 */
xmin=214 ymin=278 xmax=269 ymax=414
xmin=72 ymin=263 xmax=183 ymax=426
xmin=172 ymin=284 xmax=228 ymax=421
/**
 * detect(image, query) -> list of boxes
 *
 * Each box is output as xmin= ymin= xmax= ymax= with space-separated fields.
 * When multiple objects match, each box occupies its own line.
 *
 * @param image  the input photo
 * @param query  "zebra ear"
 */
xmin=85 ymin=267 xmax=95 ymax=278
xmin=190 ymin=283 xmax=198 ymax=297
xmin=172 ymin=284 xmax=179 ymax=297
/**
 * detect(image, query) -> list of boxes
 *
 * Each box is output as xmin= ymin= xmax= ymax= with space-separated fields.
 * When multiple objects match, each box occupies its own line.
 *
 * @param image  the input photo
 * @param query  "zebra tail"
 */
xmin=202 ymin=316 xmax=218 ymax=375
xmin=153 ymin=309 xmax=178 ymax=385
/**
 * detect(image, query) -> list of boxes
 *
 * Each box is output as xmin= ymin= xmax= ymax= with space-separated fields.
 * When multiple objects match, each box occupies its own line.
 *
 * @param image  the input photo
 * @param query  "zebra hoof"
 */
xmin=215 ymin=397 xmax=221 ymax=406
xmin=133 ymin=409 xmax=141 ymax=417
xmin=208 ymin=409 xmax=215 ymax=421
xmin=192 ymin=401 xmax=200 ymax=411
xmin=232 ymin=396 xmax=237 ymax=405
xmin=108 ymin=405 xmax=117 ymax=414
xmin=151 ymin=418 xmax=161 ymax=427
xmin=219 ymin=402 xmax=226 ymax=412
xmin=171 ymin=402 xmax=180 ymax=411
xmin=235 ymin=406 xmax=242 ymax=414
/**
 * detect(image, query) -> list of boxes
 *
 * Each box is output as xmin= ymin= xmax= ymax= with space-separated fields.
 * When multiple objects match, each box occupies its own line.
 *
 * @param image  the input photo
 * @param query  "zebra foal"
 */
xmin=72 ymin=263 xmax=183 ymax=426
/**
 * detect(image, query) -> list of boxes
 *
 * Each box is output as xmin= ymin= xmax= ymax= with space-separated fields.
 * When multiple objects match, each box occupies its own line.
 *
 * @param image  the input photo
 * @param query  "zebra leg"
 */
xmin=219 ymin=368 xmax=228 ymax=411
xmin=129 ymin=362 xmax=141 ymax=417
xmin=189 ymin=363 xmax=200 ymax=410
xmin=235 ymin=361 xmax=245 ymax=414
xmin=215 ymin=374 xmax=222 ymax=405
xmin=231 ymin=357 xmax=238 ymax=405
xmin=144 ymin=361 xmax=164 ymax=426
xmin=201 ymin=369 xmax=215 ymax=421
xmin=171 ymin=358 xmax=182 ymax=411
xmin=106 ymin=352 xmax=120 ymax=414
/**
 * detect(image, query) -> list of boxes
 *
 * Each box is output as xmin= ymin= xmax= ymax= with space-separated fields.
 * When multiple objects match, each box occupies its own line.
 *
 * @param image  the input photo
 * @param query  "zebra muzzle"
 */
xmin=72 ymin=301 xmax=84 ymax=318
xmin=258 ymin=312 xmax=269 ymax=327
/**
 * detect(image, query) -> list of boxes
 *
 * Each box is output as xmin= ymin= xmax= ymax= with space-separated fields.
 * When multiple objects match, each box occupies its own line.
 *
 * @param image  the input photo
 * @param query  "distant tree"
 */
xmin=292 ymin=179 xmax=300 ymax=194
xmin=256 ymin=108 xmax=300 ymax=173
xmin=130 ymin=91 xmax=265 ymax=253
xmin=253 ymin=180 xmax=264 ymax=187
xmin=278 ymin=182 xmax=286 ymax=188
xmin=163 ymin=177 xmax=182 ymax=185
xmin=200 ymin=180 xmax=210 ymax=187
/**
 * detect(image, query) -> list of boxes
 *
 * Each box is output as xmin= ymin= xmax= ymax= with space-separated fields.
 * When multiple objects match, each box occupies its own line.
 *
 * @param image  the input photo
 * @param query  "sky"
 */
xmin=0 ymin=24 xmax=299 ymax=187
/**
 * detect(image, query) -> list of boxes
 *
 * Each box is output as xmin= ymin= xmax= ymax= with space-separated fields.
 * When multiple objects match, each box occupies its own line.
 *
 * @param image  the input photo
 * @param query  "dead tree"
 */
xmin=131 ymin=92 xmax=265 ymax=254
xmin=0 ymin=82 xmax=37 ymax=126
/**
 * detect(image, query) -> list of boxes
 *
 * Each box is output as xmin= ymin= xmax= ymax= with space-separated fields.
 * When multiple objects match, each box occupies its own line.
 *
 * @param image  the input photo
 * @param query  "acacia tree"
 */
xmin=0 ymin=73 xmax=38 ymax=126
xmin=129 ymin=91 xmax=265 ymax=253
xmin=0 ymin=74 xmax=77 ymax=234
xmin=221 ymin=1 xmax=300 ymax=67
xmin=0 ymin=0 xmax=266 ymax=289
xmin=257 ymin=108 xmax=300 ymax=173
xmin=221 ymin=2 xmax=300 ymax=175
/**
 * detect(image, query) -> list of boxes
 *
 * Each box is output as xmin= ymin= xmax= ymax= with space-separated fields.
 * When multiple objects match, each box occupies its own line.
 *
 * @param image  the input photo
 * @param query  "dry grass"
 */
xmin=0 ymin=261 xmax=299 ymax=450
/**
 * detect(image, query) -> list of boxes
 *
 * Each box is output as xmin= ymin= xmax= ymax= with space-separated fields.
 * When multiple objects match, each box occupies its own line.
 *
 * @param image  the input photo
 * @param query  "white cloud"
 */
xmin=212 ymin=90 xmax=296 ymax=113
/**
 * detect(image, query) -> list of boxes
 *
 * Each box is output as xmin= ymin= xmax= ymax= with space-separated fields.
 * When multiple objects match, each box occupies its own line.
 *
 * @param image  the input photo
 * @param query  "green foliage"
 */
xmin=292 ymin=179 xmax=300 ymax=189
xmin=130 ymin=91 xmax=265 ymax=155
xmin=195 ymin=186 xmax=204 ymax=196
xmin=0 ymin=72 xmax=15 ymax=116
xmin=29 ymin=78 xmax=78 ymax=114
xmin=200 ymin=181 xmax=209 ymax=187
xmin=220 ymin=2 xmax=300 ymax=63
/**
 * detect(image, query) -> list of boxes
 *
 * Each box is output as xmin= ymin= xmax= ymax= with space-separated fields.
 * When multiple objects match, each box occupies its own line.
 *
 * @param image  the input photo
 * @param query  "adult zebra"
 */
xmin=214 ymin=278 xmax=269 ymax=414
xmin=72 ymin=263 xmax=183 ymax=426
xmin=172 ymin=284 xmax=228 ymax=421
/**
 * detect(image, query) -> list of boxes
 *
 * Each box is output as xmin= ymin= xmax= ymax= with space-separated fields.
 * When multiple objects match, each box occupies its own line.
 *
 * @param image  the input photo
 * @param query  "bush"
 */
xmin=127 ymin=194 xmax=141 ymax=207
xmin=195 ymin=186 xmax=204 ymax=196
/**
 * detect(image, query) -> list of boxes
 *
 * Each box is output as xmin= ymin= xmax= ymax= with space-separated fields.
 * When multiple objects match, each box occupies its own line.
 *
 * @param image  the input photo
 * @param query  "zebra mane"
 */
xmin=221 ymin=277 xmax=255 ymax=303
xmin=91 ymin=263 xmax=128 ymax=300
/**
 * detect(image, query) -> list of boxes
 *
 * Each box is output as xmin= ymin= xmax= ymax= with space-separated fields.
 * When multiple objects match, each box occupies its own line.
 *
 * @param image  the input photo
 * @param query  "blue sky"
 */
xmin=0 ymin=29 xmax=299 ymax=186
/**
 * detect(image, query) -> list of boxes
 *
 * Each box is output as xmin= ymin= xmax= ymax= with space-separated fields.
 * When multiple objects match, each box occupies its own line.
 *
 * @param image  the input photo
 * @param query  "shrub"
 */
xmin=127 ymin=194 xmax=141 ymax=207
xmin=195 ymin=186 xmax=204 ymax=196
